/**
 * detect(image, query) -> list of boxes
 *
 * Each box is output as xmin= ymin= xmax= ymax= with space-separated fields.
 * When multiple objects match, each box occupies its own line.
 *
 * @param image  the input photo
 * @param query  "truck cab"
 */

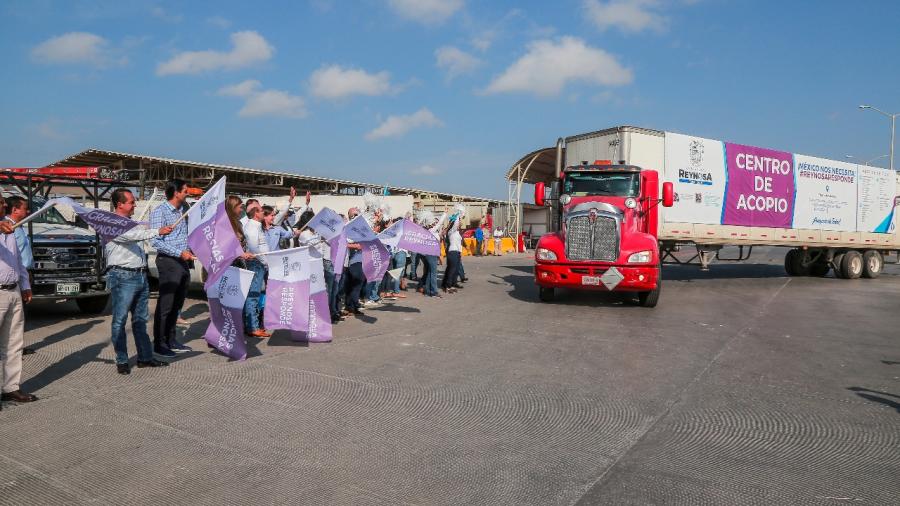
xmin=533 ymin=160 xmax=673 ymax=306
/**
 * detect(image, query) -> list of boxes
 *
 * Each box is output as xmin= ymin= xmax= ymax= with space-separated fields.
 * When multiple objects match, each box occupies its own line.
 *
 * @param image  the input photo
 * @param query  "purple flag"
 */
xmin=344 ymin=215 xmax=377 ymax=242
xmin=328 ymin=228 xmax=348 ymax=278
xmin=263 ymin=247 xmax=311 ymax=338
xmin=305 ymin=257 xmax=332 ymax=343
xmin=305 ymin=207 xmax=344 ymax=241
xmin=204 ymin=266 xmax=253 ymax=361
xmin=378 ymin=218 xmax=440 ymax=256
xmin=186 ymin=177 xmax=244 ymax=289
xmin=361 ymin=239 xmax=390 ymax=282
xmin=50 ymin=197 xmax=141 ymax=244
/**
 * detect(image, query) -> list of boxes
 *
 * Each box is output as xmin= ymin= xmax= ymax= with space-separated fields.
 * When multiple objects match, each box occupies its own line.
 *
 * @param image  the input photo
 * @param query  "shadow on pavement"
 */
xmin=267 ymin=331 xmax=311 ymax=347
xmin=22 ymin=341 xmax=108 ymax=392
xmin=25 ymin=319 xmax=105 ymax=352
xmin=495 ymin=273 xmax=637 ymax=308
xmin=370 ymin=305 xmax=421 ymax=313
xmin=848 ymin=387 xmax=900 ymax=413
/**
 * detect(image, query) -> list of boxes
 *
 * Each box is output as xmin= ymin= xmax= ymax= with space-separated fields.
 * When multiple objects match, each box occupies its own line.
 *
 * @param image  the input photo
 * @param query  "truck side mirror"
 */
xmin=661 ymin=182 xmax=674 ymax=207
xmin=535 ymin=182 xmax=546 ymax=207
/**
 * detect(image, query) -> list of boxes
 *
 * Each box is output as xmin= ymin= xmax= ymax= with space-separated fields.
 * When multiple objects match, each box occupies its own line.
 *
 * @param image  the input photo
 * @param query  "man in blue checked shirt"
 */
xmin=149 ymin=179 xmax=196 ymax=358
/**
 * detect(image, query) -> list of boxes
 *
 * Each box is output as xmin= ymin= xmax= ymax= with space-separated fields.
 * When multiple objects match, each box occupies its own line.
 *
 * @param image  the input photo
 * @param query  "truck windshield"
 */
xmin=563 ymin=171 xmax=640 ymax=197
xmin=29 ymin=200 xmax=73 ymax=225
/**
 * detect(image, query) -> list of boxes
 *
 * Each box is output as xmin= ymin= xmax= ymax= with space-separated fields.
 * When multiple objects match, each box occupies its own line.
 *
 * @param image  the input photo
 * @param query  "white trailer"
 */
xmin=556 ymin=126 xmax=900 ymax=278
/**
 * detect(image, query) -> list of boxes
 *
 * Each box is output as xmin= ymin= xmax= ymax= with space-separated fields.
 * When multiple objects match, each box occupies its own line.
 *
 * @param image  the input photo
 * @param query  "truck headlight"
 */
xmin=627 ymin=250 xmax=652 ymax=264
xmin=536 ymin=248 xmax=557 ymax=261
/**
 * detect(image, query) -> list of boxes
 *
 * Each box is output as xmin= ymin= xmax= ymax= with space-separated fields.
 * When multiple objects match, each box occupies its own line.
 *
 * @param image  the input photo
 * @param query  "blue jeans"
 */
xmin=108 ymin=268 xmax=153 ymax=364
xmin=391 ymin=250 xmax=407 ymax=292
xmin=365 ymin=281 xmax=380 ymax=302
xmin=408 ymin=252 xmax=419 ymax=279
xmin=243 ymin=258 xmax=266 ymax=332
xmin=424 ymin=255 xmax=439 ymax=296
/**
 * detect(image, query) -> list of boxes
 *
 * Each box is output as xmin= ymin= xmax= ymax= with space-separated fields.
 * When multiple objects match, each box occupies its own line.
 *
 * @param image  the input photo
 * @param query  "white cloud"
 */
xmin=583 ymin=0 xmax=666 ymax=33
xmin=483 ymin=37 xmax=633 ymax=97
xmin=30 ymin=32 xmax=125 ymax=67
xmin=365 ymin=108 xmax=442 ymax=140
xmin=387 ymin=0 xmax=464 ymax=24
xmin=435 ymin=46 xmax=482 ymax=80
xmin=217 ymin=80 xmax=306 ymax=118
xmin=156 ymin=31 xmax=274 ymax=76
xmin=216 ymin=79 xmax=261 ymax=97
xmin=309 ymin=65 xmax=394 ymax=100
xmin=206 ymin=16 xmax=232 ymax=29
xmin=410 ymin=165 xmax=441 ymax=176
xmin=240 ymin=90 xmax=306 ymax=118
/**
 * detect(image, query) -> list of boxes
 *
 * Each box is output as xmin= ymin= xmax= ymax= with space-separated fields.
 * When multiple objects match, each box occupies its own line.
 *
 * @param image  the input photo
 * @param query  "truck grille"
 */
xmin=32 ymin=243 xmax=99 ymax=285
xmin=566 ymin=216 xmax=618 ymax=261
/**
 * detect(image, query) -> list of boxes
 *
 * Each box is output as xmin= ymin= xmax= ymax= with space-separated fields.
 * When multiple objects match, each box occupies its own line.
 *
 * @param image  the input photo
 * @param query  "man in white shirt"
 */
xmin=0 ymin=196 xmax=37 ymax=406
xmin=106 ymin=189 xmax=173 ymax=374
xmin=493 ymin=227 xmax=504 ymax=256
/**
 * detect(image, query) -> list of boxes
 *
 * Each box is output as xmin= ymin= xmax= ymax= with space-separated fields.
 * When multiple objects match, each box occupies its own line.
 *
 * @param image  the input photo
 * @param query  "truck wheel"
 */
xmin=76 ymin=295 xmax=109 ymax=315
xmin=840 ymin=250 xmax=863 ymax=279
xmin=832 ymin=253 xmax=845 ymax=278
xmin=785 ymin=249 xmax=810 ymax=276
xmin=638 ymin=278 xmax=661 ymax=308
xmin=862 ymin=250 xmax=883 ymax=279
xmin=784 ymin=250 xmax=797 ymax=276
xmin=538 ymin=287 xmax=555 ymax=302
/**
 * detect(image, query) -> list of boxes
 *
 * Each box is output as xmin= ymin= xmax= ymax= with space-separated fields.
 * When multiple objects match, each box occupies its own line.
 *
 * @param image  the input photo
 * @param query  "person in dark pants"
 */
xmin=149 ymin=179 xmax=196 ymax=357
xmin=341 ymin=207 xmax=365 ymax=314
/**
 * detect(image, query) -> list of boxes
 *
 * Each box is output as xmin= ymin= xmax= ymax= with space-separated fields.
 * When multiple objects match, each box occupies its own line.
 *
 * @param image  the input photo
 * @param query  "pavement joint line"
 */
xmin=67 ymin=396 xmax=269 ymax=466
xmin=0 ymin=450 xmax=114 ymax=504
xmin=573 ymin=277 xmax=793 ymax=504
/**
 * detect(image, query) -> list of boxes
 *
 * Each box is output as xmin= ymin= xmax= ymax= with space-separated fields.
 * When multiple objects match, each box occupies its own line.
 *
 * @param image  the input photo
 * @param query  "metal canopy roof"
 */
xmin=49 ymin=148 xmax=504 ymax=204
xmin=505 ymin=147 xmax=557 ymax=185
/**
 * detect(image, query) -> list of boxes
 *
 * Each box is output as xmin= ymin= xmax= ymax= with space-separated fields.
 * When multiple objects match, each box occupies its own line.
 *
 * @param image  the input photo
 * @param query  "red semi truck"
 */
xmin=529 ymin=126 xmax=900 ymax=307
xmin=533 ymin=160 xmax=673 ymax=307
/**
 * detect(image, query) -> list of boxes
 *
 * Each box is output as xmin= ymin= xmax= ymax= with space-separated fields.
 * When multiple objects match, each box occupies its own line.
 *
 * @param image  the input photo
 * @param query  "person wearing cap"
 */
xmin=0 ymin=195 xmax=37 ymax=406
xmin=106 ymin=189 xmax=173 ymax=375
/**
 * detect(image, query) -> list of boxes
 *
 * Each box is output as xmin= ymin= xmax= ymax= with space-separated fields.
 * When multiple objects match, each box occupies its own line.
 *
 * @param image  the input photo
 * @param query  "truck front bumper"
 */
xmin=534 ymin=262 xmax=659 ymax=291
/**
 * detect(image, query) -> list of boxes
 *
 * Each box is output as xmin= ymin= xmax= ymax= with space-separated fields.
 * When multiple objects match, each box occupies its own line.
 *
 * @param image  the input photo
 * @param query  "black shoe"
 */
xmin=22 ymin=347 xmax=35 ymax=355
xmin=136 ymin=359 xmax=169 ymax=368
xmin=460 ymin=277 xmax=468 ymax=283
xmin=116 ymin=363 xmax=131 ymax=375
xmin=1 ymin=390 xmax=39 ymax=402
xmin=153 ymin=345 xmax=177 ymax=358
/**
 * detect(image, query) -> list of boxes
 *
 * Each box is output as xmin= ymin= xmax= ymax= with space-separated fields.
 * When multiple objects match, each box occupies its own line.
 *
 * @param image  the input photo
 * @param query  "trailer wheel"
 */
xmin=538 ymin=287 xmax=555 ymax=302
xmin=76 ymin=295 xmax=110 ymax=315
xmin=785 ymin=249 xmax=810 ymax=276
xmin=862 ymin=250 xmax=883 ymax=279
xmin=831 ymin=253 xmax=845 ymax=278
xmin=840 ymin=250 xmax=863 ymax=279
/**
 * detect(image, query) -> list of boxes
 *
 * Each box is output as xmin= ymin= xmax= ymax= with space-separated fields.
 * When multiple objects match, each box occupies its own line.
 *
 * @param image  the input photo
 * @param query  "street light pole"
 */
xmin=859 ymin=105 xmax=899 ymax=172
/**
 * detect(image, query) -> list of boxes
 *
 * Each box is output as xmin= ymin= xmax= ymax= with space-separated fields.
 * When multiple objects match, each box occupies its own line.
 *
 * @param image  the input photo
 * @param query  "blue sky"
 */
xmin=1 ymin=0 xmax=898 ymax=199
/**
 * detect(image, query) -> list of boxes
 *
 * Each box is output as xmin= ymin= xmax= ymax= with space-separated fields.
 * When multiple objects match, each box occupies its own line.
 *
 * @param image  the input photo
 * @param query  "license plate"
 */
xmin=56 ymin=283 xmax=81 ymax=295
xmin=582 ymin=276 xmax=600 ymax=286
